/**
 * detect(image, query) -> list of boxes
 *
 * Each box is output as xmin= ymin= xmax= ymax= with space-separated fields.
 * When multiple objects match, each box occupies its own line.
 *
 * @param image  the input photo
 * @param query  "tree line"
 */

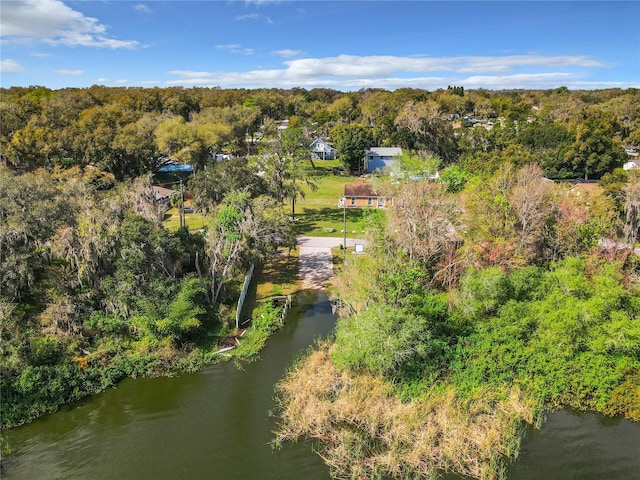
xmin=2 ymin=85 xmax=638 ymax=178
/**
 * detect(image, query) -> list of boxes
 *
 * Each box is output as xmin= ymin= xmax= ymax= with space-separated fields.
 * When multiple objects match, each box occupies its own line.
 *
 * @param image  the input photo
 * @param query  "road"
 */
xmin=297 ymin=236 xmax=364 ymax=289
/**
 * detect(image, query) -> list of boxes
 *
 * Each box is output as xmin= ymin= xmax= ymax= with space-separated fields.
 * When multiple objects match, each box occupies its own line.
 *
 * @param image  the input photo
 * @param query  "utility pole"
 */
xmin=179 ymin=179 xmax=185 ymax=229
xmin=339 ymin=196 xmax=346 ymax=258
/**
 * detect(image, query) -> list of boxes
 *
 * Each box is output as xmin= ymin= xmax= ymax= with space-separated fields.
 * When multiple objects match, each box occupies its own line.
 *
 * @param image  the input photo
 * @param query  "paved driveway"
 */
xmin=297 ymin=236 xmax=363 ymax=289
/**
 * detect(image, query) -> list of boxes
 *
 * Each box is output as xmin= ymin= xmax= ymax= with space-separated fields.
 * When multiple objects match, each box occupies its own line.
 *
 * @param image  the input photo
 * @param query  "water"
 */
xmin=509 ymin=409 xmax=640 ymax=480
xmin=4 ymin=291 xmax=640 ymax=480
xmin=3 ymin=291 xmax=334 ymax=480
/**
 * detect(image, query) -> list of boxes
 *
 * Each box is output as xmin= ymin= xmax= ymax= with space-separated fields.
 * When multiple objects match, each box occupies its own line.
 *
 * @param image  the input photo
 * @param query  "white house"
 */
xmin=623 ymin=161 xmax=639 ymax=171
xmin=310 ymin=138 xmax=337 ymax=160
xmin=277 ymin=119 xmax=289 ymax=132
xmin=364 ymin=147 xmax=403 ymax=173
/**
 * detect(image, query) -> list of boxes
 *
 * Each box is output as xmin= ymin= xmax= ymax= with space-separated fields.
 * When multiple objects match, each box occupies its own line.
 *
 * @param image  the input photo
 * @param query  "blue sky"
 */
xmin=1 ymin=0 xmax=639 ymax=91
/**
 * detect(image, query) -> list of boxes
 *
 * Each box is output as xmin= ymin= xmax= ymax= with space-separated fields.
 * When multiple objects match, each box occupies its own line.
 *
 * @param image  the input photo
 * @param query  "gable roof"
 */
xmin=152 ymin=186 xmax=175 ymax=201
xmin=310 ymin=138 xmax=336 ymax=150
xmin=311 ymin=137 xmax=334 ymax=146
xmin=344 ymin=181 xmax=383 ymax=197
xmin=365 ymin=147 xmax=402 ymax=157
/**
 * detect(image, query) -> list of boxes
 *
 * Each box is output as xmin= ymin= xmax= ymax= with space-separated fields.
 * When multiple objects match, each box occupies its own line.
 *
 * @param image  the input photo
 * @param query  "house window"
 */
xmin=378 ymin=197 xmax=385 ymax=207
xmin=351 ymin=197 xmax=356 ymax=205
xmin=367 ymin=197 xmax=372 ymax=206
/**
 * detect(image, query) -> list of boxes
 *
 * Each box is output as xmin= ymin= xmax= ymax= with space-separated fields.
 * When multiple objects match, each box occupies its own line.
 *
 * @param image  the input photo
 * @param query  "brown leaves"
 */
xmin=275 ymin=343 xmax=536 ymax=480
xmin=387 ymin=182 xmax=461 ymax=265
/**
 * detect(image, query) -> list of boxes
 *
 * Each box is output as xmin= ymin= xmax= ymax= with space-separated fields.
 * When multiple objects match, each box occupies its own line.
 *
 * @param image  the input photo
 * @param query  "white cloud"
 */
xmin=55 ymin=68 xmax=83 ymax=75
xmin=271 ymin=49 xmax=303 ymax=58
xmin=163 ymin=52 xmax=633 ymax=91
xmin=282 ymin=54 xmax=606 ymax=78
xmin=215 ymin=44 xmax=254 ymax=55
xmin=0 ymin=59 xmax=25 ymax=73
xmin=115 ymin=79 xmax=129 ymax=84
xmin=167 ymin=70 xmax=215 ymax=79
xmin=30 ymin=52 xmax=54 ymax=58
xmin=1 ymin=0 xmax=140 ymax=49
xmin=134 ymin=4 xmax=153 ymax=14
xmin=215 ymin=44 xmax=241 ymax=50
xmin=234 ymin=12 xmax=273 ymax=24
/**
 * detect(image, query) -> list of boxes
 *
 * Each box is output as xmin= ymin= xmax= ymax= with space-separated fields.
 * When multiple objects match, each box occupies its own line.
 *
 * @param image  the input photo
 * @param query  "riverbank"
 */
xmin=275 ymin=341 xmax=536 ymax=480
xmin=274 ymin=250 xmax=640 ymax=480
xmin=2 ymin=291 xmax=338 ymax=480
xmin=1 ymin=249 xmax=300 ymax=431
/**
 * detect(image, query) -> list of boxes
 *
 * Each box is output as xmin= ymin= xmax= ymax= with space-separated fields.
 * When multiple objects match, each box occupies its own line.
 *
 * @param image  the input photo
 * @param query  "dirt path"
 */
xmin=297 ymin=236 xmax=363 ymax=289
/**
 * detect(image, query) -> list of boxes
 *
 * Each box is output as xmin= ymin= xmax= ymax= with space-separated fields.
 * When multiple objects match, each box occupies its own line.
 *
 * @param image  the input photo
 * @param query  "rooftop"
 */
xmin=366 ymin=147 xmax=403 ymax=156
xmin=344 ymin=180 xmax=383 ymax=197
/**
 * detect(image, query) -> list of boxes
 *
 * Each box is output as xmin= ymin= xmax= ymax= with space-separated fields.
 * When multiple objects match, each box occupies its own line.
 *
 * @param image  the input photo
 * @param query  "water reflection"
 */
xmin=5 ymin=292 xmax=639 ymax=480
xmin=508 ymin=408 xmax=640 ymax=480
xmin=4 ymin=291 xmax=333 ymax=480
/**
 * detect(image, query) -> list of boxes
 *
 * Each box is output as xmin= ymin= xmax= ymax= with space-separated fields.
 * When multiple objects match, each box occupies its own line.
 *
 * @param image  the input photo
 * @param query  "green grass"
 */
xmin=162 ymin=207 xmax=210 ymax=232
xmin=299 ymin=174 xmax=357 ymax=207
xmin=310 ymin=159 xmax=344 ymax=170
xmin=159 ymin=174 xmax=370 ymax=237
xmin=254 ymin=248 xmax=301 ymax=300
xmin=295 ymin=175 xmax=368 ymax=237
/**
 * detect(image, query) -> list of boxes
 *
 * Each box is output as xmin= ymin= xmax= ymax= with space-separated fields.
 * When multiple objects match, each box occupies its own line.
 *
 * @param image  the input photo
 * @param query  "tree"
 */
xmin=69 ymin=104 xmax=140 ymax=177
xmin=256 ymin=126 xmax=316 ymax=218
xmin=111 ymin=113 xmax=170 ymax=176
xmin=191 ymin=105 xmax=260 ymax=157
xmin=439 ymin=164 xmax=467 ymax=193
xmin=197 ymin=193 xmax=291 ymax=305
xmin=360 ymin=90 xmax=399 ymax=127
xmin=134 ymin=276 xmax=205 ymax=345
xmin=565 ymin=115 xmax=626 ymax=179
xmin=395 ymin=101 xmax=458 ymax=163
xmin=154 ymin=115 xmax=207 ymax=169
xmin=509 ymin=164 xmax=555 ymax=257
xmin=0 ymin=168 xmax=73 ymax=299
xmin=330 ymin=124 xmax=374 ymax=173
xmin=326 ymin=94 xmax=359 ymax=123
xmin=387 ymin=182 xmax=461 ymax=266
xmin=388 ymin=151 xmax=440 ymax=180
xmin=624 ymin=172 xmax=640 ymax=246
xmin=190 ymin=158 xmax=266 ymax=214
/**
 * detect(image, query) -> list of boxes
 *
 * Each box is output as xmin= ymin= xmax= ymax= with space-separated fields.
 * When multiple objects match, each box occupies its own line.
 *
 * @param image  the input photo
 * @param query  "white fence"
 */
xmin=235 ymin=263 xmax=255 ymax=329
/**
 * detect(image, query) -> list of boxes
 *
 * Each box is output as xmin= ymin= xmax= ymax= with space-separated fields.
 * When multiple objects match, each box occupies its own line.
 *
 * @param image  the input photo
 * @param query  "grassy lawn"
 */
xmin=310 ymin=159 xmax=345 ymax=171
xmin=160 ymin=173 xmax=373 ymax=238
xmin=295 ymin=174 xmax=369 ymax=237
xmin=254 ymin=247 xmax=301 ymax=300
xmin=300 ymin=174 xmax=356 ymax=207
xmin=162 ymin=207 xmax=210 ymax=232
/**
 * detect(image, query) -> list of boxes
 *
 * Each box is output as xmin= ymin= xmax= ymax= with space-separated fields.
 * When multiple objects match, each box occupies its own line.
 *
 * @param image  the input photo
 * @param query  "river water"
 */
xmin=3 ymin=291 xmax=640 ymax=480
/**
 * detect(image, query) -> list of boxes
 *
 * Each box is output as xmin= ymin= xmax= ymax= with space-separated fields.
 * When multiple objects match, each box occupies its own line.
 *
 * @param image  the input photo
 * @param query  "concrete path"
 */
xmin=297 ymin=236 xmax=363 ymax=289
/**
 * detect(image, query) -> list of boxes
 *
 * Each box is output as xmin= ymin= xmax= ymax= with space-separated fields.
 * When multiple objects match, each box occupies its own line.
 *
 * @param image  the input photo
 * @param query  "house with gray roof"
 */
xmin=310 ymin=138 xmax=337 ymax=160
xmin=364 ymin=147 xmax=403 ymax=173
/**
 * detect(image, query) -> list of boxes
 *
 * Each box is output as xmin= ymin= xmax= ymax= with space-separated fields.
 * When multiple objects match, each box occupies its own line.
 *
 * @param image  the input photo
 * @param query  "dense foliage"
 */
xmin=2 ymin=85 xmax=638 ymax=178
xmin=0 ymin=165 xmax=291 ymax=428
xmin=279 ymin=163 xmax=640 ymax=480
xmin=2 ymin=84 xmax=639 ymax=457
